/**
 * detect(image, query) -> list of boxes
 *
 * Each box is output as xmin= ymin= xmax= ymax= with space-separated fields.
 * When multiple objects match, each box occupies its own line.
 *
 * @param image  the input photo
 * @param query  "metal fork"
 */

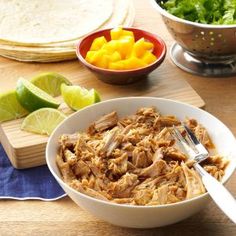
xmin=172 ymin=125 xmax=236 ymax=224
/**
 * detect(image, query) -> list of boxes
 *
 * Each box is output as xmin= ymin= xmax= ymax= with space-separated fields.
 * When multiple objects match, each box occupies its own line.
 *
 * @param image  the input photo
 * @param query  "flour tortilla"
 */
xmin=0 ymin=0 xmax=129 ymax=48
xmin=0 ymin=53 xmax=76 ymax=63
xmin=0 ymin=0 xmax=132 ymax=53
xmin=0 ymin=0 xmax=113 ymax=44
xmin=125 ymin=0 xmax=135 ymax=28
xmin=0 ymin=0 xmax=135 ymax=62
xmin=43 ymin=0 xmax=131 ymax=48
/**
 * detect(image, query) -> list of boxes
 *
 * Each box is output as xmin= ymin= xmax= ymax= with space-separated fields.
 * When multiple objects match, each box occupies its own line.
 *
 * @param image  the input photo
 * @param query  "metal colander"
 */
xmin=151 ymin=0 xmax=236 ymax=76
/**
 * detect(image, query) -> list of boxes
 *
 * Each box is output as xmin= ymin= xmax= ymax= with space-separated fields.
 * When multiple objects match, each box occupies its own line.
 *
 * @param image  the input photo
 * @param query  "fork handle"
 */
xmin=194 ymin=163 xmax=236 ymax=224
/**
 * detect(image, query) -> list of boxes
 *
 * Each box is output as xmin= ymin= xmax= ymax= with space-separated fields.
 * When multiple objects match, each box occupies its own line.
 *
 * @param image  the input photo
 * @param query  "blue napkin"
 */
xmin=0 ymin=144 xmax=66 ymax=201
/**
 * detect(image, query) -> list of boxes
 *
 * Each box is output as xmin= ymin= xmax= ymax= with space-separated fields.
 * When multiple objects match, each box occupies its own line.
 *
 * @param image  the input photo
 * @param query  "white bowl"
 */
xmin=46 ymin=97 xmax=236 ymax=228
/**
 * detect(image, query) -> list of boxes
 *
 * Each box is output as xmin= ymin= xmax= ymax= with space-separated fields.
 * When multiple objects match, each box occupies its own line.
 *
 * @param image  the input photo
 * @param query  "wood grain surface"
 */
xmin=0 ymin=0 xmax=235 ymax=235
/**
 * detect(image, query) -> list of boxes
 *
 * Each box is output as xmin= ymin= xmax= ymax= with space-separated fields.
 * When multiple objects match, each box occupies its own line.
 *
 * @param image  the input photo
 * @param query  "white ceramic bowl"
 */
xmin=46 ymin=97 xmax=236 ymax=228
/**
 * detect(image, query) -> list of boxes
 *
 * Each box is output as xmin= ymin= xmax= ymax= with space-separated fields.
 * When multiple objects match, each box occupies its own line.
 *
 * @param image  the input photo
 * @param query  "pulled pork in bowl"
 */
xmin=56 ymin=107 xmax=228 ymax=206
xmin=46 ymin=97 xmax=236 ymax=228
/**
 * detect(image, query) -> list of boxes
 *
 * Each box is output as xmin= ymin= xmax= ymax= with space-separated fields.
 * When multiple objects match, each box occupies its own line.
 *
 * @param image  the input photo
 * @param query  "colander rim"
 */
xmin=151 ymin=0 xmax=236 ymax=29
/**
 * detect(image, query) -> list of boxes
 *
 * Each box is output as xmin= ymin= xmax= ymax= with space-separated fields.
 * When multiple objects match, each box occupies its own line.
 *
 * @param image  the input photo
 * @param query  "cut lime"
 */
xmin=94 ymin=90 xmax=101 ymax=103
xmin=21 ymin=108 xmax=66 ymax=136
xmin=31 ymin=72 xmax=72 ymax=97
xmin=0 ymin=90 xmax=29 ymax=122
xmin=61 ymin=84 xmax=101 ymax=111
xmin=16 ymin=78 xmax=60 ymax=112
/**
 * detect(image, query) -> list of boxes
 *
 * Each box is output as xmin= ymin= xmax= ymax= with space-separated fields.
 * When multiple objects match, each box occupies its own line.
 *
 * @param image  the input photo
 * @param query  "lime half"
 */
xmin=21 ymin=108 xmax=66 ymax=136
xmin=16 ymin=78 xmax=60 ymax=112
xmin=0 ymin=90 xmax=29 ymax=122
xmin=61 ymin=84 xmax=101 ymax=111
xmin=31 ymin=72 xmax=72 ymax=97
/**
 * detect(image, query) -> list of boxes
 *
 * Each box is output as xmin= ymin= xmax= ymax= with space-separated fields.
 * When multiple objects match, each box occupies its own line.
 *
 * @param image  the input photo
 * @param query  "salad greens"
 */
xmin=160 ymin=0 xmax=236 ymax=24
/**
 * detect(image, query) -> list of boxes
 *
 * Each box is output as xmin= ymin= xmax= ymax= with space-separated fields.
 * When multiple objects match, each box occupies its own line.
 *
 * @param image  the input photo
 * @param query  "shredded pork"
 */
xmin=56 ymin=107 xmax=228 ymax=205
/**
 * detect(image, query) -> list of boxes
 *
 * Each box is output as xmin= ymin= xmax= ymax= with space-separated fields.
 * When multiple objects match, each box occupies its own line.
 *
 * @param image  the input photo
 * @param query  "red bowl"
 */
xmin=76 ymin=28 xmax=167 ymax=85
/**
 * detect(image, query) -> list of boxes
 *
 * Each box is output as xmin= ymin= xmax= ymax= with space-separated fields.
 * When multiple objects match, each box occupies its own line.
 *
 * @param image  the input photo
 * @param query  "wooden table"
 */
xmin=0 ymin=1 xmax=235 ymax=235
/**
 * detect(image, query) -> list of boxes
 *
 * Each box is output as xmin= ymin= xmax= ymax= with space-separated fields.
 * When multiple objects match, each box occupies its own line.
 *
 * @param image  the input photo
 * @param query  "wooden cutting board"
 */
xmin=0 ymin=57 xmax=205 ymax=169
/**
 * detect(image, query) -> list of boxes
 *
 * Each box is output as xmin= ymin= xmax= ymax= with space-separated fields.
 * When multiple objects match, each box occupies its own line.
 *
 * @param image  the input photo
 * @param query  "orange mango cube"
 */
xmin=123 ymin=57 xmax=147 ymax=69
xmin=85 ymin=51 xmax=96 ymax=64
xmin=117 ymin=37 xmax=134 ymax=59
xmin=94 ymin=55 xmax=109 ymax=69
xmin=90 ymin=49 xmax=109 ymax=68
xmin=110 ymin=27 xmax=123 ymax=40
xmin=121 ymin=29 xmax=134 ymax=38
xmin=109 ymin=61 xmax=126 ymax=70
xmin=132 ymin=38 xmax=147 ymax=58
xmin=142 ymin=51 xmax=157 ymax=64
xmin=90 ymin=36 xmax=107 ymax=51
xmin=110 ymin=27 xmax=134 ymax=40
xmin=102 ymin=40 xmax=119 ymax=54
xmin=109 ymin=51 xmax=122 ymax=62
xmin=144 ymin=41 xmax=154 ymax=50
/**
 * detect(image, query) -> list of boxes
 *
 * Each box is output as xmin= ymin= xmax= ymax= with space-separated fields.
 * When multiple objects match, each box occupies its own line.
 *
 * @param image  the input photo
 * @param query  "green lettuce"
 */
xmin=160 ymin=0 xmax=236 ymax=24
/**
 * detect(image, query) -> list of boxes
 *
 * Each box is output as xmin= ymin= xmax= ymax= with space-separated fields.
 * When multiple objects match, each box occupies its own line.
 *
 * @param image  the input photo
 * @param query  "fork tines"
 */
xmin=171 ymin=125 xmax=209 ymax=163
xmin=171 ymin=125 xmax=197 ymax=152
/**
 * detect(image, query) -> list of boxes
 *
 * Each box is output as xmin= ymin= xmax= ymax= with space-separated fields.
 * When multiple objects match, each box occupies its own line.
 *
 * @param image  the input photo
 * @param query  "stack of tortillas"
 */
xmin=0 ymin=0 xmax=135 ymax=62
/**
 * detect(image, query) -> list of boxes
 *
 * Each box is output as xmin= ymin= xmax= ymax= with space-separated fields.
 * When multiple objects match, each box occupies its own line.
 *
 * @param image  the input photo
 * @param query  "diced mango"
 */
xmin=142 ymin=51 xmax=157 ymax=64
xmin=111 ymin=27 xmax=134 ymax=40
xmin=109 ymin=61 xmax=126 ymax=70
xmin=121 ymin=29 xmax=134 ymax=38
xmin=89 ymin=49 xmax=109 ymax=68
xmin=110 ymin=27 xmax=123 ymax=40
xmin=144 ymin=41 xmax=154 ymax=50
xmin=109 ymin=57 xmax=147 ymax=70
xmin=85 ymin=27 xmax=156 ymax=70
xmin=119 ymin=35 xmax=135 ymax=44
xmin=109 ymin=51 xmax=122 ymax=62
xmin=132 ymin=38 xmax=147 ymax=58
xmin=102 ymin=40 xmax=119 ymax=54
xmin=117 ymin=37 xmax=135 ymax=59
xmin=94 ymin=55 xmax=109 ymax=69
xmin=85 ymin=51 xmax=97 ymax=64
xmin=90 ymin=36 xmax=107 ymax=51
xmin=132 ymin=38 xmax=155 ymax=58
xmin=89 ymin=49 xmax=106 ymax=63
xmin=123 ymin=57 xmax=147 ymax=69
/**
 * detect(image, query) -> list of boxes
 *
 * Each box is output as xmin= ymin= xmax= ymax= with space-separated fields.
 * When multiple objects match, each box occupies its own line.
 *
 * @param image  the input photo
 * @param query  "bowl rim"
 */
xmin=150 ymin=0 xmax=236 ymax=29
xmin=46 ymin=97 xmax=236 ymax=209
xmin=76 ymin=27 xmax=167 ymax=74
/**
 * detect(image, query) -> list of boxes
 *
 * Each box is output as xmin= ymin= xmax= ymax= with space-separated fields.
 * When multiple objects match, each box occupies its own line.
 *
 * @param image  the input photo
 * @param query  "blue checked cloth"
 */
xmin=0 ymin=144 xmax=66 ymax=201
